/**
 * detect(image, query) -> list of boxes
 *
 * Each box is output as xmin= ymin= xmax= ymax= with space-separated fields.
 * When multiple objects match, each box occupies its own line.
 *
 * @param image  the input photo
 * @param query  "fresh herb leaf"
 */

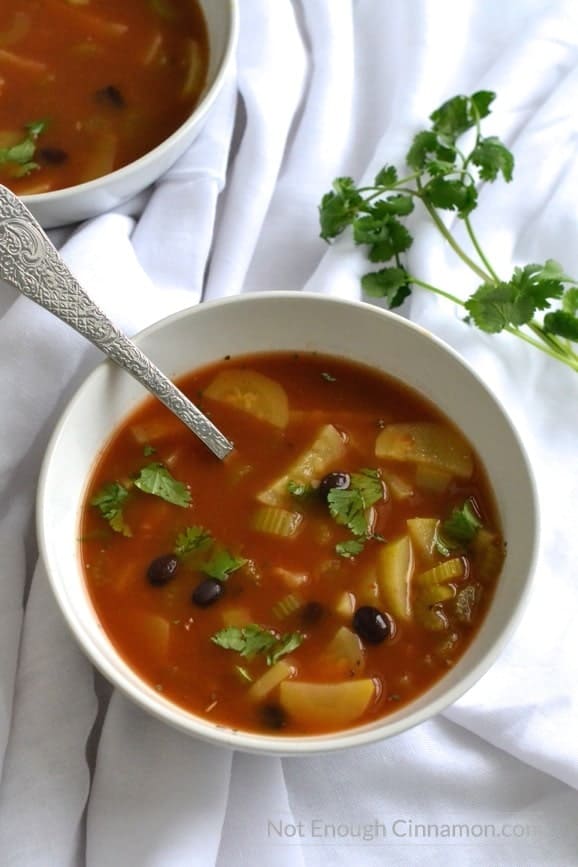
xmin=470 ymin=136 xmax=514 ymax=182
xmin=335 ymin=538 xmax=365 ymax=558
xmin=0 ymin=119 xmax=47 ymax=177
xmin=321 ymin=371 xmax=337 ymax=382
xmin=437 ymin=499 xmax=482 ymax=553
xmin=211 ymin=624 xmax=303 ymax=666
xmin=174 ymin=525 xmax=213 ymax=557
xmin=318 ymin=91 xmax=578 ymax=373
xmin=543 ymin=310 xmax=578 ymax=340
xmin=90 ymin=482 xmax=131 ymax=536
xmin=134 ymin=463 xmax=191 ymax=507
xmin=287 ymin=480 xmax=314 ymax=499
xmin=202 ymin=546 xmax=247 ymax=581
xmin=318 ymin=177 xmax=364 ymax=240
xmin=143 ymin=444 xmax=156 ymax=457
xmin=327 ymin=468 xmax=383 ymax=537
xmin=361 ymin=266 xmax=411 ymax=309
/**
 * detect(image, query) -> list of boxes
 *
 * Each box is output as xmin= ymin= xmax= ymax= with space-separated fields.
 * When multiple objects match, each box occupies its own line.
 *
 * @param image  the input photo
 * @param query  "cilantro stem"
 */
xmin=463 ymin=217 xmax=501 ymax=284
xmin=416 ymin=180 xmax=493 ymax=283
xmin=408 ymin=276 xmax=465 ymax=308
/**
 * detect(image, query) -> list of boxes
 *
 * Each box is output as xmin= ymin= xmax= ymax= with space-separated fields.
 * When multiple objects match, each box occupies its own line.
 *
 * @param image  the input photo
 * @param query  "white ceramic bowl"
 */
xmin=38 ymin=293 xmax=539 ymax=754
xmin=22 ymin=0 xmax=238 ymax=229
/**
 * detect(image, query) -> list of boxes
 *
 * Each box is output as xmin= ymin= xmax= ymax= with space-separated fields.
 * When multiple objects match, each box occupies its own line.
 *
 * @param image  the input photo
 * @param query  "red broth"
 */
xmin=80 ymin=352 xmax=505 ymax=736
xmin=0 ymin=0 xmax=208 ymax=194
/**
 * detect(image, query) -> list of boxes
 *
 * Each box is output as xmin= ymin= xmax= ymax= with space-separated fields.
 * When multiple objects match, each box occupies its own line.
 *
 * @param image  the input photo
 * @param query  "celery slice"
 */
xmin=252 ymin=506 xmax=302 ymax=537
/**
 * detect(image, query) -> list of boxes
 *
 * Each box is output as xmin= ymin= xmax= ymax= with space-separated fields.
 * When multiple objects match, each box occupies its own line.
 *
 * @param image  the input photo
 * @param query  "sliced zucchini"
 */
xmin=204 ymin=369 xmax=289 ymax=428
xmin=258 ymin=424 xmax=346 ymax=506
xmin=279 ymin=678 xmax=376 ymax=728
xmin=375 ymin=422 xmax=474 ymax=479
xmin=376 ymin=535 xmax=414 ymax=620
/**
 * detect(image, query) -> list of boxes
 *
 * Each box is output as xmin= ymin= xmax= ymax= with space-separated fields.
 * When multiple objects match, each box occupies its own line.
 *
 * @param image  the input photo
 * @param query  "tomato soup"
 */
xmin=0 ymin=0 xmax=208 ymax=194
xmin=80 ymin=352 xmax=505 ymax=736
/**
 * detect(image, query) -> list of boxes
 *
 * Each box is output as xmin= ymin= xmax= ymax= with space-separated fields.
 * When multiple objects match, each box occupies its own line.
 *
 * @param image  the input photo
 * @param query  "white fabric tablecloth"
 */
xmin=0 ymin=1 xmax=577 ymax=864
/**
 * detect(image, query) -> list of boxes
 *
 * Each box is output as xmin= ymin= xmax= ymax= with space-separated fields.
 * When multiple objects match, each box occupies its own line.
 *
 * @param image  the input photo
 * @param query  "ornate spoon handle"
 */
xmin=0 ymin=185 xmax=233 ymax=460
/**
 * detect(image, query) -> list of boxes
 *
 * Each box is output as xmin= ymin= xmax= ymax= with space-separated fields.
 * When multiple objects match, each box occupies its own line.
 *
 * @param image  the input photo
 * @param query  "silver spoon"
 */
xmin=0 ymin=185 xmax=234 ymax=460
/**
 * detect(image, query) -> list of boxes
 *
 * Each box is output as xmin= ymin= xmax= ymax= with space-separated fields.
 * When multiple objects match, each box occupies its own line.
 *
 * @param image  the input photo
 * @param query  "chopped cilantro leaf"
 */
xmin=143 ymin=444 xmax=156 ymax=457
xmin=335 ymin=538 xmax=365 ymax=558
xmin=174 ymin=525 xmax=212 ymax=557
xmin=211 ymin=624 xmax=303 ymax=666
xmin=134 ymin=463 xmax=191 ymax=507
xmin=437 ymin=499 xmax=482 ymax=554
xmin=202 ymin=546 xmax=247 ymax=581
xmin=90 ymin=482 xmax=131 ymax=536
xmin=327 ymin=468 xmax=383 ymax=537
xmin=0 ymin=119 xmax=47 ymax=177
xmin=287 ymin=480 xmax=314 ymax=499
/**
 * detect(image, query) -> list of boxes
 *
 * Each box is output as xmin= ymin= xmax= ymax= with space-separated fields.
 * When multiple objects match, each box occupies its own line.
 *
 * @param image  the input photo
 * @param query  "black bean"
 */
xmin=260 ymin=703 xmax=287 ymax=730
xmin=146 ymin=554 xmax=179 ymax=586
xmin=300 ymin=601 xmax=324 ymax=625
xmin=318 ymin=471 xmax=350 ymax=502
xmin=352 ymin=606 xmax=395 ymax=644
xmin=95 ymin=85 xmax=125 ymax=108
xmin=38 ymin=147 xmax=68 ymax=166
xmin=192 ymin=577 xmax=224 ymax=607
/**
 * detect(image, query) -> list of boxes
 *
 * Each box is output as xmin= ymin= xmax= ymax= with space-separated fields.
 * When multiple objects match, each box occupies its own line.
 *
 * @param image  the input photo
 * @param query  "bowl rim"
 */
xmin=37 ymin=291 xmax=540 ymax=755
xmin=20 ymin=0 xmax=240 ymax=206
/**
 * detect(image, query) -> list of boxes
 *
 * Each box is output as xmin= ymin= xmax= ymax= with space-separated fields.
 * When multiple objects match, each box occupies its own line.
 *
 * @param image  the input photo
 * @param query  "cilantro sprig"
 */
xmin=319 ymin=91 xmax=578 ymax=373
xmin=211 ymin=624 xmax=303 ymax=666
xmin=436 ymin=499 xmax=482 ymax=556
xmin=90 ymin=482 xmax=131 ymax=537
xmin=174 ymin=525 xmax=246 ymax=581
xmin=134 ymin=462 xmax=191 ymax=507
xmin=0 ymin=120 xmax=47 ymax=177
xmin=327 ymin=468 xmax=383 ymax=557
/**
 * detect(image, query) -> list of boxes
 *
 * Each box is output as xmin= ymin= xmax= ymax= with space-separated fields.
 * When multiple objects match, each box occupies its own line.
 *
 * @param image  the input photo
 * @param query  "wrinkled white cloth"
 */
xmin=0 ymin=1 xmax=577 ymax=865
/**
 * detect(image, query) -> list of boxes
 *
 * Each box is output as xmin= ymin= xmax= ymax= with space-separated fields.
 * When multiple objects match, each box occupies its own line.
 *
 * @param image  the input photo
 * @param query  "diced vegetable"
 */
xmin=381 ymin=469 xmax=414 ymax=500
xmin=252 ymin=506 xmax=302 ymax=537
xmin=279 ymin=679 xmax=376 ymax=728
xmin=416 ymin=558 xmax=464 ymax=587
xmin=375 ymin=422 xmax=474 ymax=479
xmin=414 ymin=599 xmax=449 ymax=631
xmin=407 ymin=517 xmax=440 ymax=561
xmin=204 ymin=369 xmax=289 ymax=428
xmin=270 ymin=567 xmax=309 ymax=589
xmin=248 ymin=660 xmax=294 ymax=701
xmin=323 ymin=626 xmax=365 ymax=674
xmin=376 ymin=535 xmax=414 ymax=620
xmin=415 ymin=464 xmax=452 ymax=493
xmin=356 ymin=568 xmax=381 ymax=606
xmin=131 ymin=612 xmax=171 ymax=661
xmin=272 ymin=593 xmax=302 ymax=620
xmin=221 ymin=607 xmax=252 ymax=627
xmin=258 ymin=424 xmax=346 ymax=506
xmin=334 ymin=591 xmax=356 ymax=619
xmin=472 ymin=529 xmax=506 ymax=581
xmin=131 ymin=417 xmax=184 ymax=444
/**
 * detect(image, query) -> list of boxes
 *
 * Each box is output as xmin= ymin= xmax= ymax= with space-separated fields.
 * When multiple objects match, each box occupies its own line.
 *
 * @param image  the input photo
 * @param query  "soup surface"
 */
xmin=0 ymin=0 xmax=208 ymax=194
xmin=81 ymin=352 xmax=505 ymax=736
